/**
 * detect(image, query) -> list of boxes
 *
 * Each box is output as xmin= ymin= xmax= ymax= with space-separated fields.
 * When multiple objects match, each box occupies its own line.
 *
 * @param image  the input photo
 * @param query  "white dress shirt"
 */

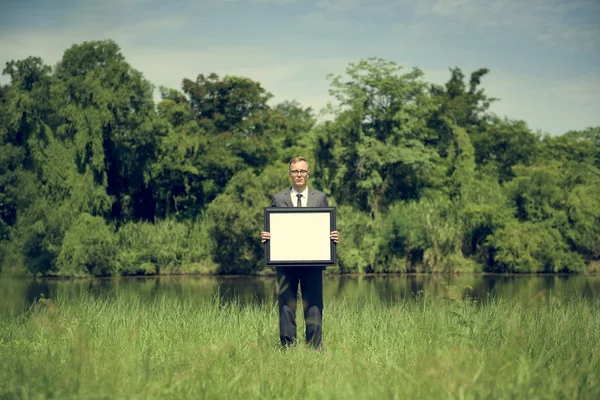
xmin=290 ymin=187 xmax=308 ymax=207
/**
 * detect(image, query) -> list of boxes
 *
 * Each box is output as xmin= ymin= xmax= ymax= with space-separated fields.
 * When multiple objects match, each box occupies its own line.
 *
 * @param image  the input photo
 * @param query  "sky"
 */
xmin=1 ymin=0 xmax=598 ymax=135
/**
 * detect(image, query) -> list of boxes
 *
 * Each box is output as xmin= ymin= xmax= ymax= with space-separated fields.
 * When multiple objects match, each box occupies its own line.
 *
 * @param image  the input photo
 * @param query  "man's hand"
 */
xmin=261 ymin=231 xmax=270 ymax=243
xmin=330 ymin=230 xmax=340 ymax=244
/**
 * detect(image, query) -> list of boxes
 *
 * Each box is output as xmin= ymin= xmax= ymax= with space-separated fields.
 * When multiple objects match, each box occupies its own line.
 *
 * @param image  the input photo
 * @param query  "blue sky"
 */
xmin=1 ymin=0 xmax=598 ymax=135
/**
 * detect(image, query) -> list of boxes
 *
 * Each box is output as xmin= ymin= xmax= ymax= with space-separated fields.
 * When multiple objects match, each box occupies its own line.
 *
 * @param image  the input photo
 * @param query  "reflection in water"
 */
xmin=25 ymin=280 xmax=51 ymax=305
xmin=1 ymin=274 xmax=599 ymax=316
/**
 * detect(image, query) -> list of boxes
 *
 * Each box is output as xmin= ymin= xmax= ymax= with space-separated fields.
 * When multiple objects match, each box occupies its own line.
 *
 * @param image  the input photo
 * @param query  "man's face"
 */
xmin=289 ymin=160 xmax=309 ymax=190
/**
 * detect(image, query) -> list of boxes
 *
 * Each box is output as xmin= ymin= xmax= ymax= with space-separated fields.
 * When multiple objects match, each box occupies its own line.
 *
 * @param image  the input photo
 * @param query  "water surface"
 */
xmin=2 ymin=274 xmax=598 ymax=316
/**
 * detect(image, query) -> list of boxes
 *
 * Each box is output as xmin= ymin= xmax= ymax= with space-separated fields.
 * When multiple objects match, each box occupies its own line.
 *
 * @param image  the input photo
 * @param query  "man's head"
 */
xmin=289 ymin=157 xmax=310 ymax=191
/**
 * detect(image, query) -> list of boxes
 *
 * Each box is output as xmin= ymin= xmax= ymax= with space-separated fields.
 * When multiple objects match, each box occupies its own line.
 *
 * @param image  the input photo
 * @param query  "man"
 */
xmin=261 ymin=157 xmax=339 ymax=349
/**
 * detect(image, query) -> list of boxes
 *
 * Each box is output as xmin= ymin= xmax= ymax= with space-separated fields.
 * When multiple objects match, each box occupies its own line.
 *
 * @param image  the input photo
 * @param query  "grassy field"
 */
xmin=0 ymin=288 xmax=598 ymax=399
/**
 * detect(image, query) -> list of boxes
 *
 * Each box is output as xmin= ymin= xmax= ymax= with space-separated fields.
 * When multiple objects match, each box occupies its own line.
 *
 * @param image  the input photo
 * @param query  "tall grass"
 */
xmin=1 ymin=289 xmax=598 ymax=399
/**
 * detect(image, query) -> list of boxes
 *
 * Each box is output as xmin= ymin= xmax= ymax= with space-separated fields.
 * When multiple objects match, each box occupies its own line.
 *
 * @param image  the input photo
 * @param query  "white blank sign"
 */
xmin=265 ymin=208 xmax=336 ymax=266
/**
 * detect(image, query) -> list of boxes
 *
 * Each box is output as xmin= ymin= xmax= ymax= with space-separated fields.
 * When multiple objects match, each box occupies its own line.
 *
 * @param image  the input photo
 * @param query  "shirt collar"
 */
xmin=291 ymin=186 xmax=308 ymax=197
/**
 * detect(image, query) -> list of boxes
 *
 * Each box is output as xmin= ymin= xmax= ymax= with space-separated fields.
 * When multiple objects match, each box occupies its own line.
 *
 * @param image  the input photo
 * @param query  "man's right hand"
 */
xmin=261 ymin=231 xmax=270 ymax=243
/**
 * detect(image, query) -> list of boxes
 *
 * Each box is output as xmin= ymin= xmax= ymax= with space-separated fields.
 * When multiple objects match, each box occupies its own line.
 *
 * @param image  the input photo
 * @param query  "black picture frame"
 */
xmin=264 ymin=207 xmax=336 ymax=267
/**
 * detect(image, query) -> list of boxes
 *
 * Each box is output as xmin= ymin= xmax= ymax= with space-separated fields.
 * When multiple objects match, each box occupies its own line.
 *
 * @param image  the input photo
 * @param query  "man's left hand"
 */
xmin=330 ymin=230 xmax=340 ymax=244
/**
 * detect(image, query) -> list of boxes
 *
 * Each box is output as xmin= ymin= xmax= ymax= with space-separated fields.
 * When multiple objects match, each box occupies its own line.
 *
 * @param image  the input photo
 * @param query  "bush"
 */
xmin=116 ymin=219 xmax=215 ymax=275
xmin=461 ymin=177 xmax=514 ymax=267
xmin=334 ymin=205 xmax=384 ymax=273
xmin=565 ymin=184 xmax=600 ymax=261
xmin=204 ymin=164 xmax=289 ymax=274
xmin=486 ymin=221 xmax=586 ymax=272
xmin=57 ymin=213 xmax=117 ymax=276
xmin=381 ymin=198 xmax=473 ymax=273
xmin=16 ymin=199 xmax=77 ymax=276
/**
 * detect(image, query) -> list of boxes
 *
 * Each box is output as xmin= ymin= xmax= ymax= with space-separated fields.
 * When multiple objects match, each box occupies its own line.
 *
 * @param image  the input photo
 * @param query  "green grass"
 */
xmin=0 ymin=289 xmax=598 ymax=399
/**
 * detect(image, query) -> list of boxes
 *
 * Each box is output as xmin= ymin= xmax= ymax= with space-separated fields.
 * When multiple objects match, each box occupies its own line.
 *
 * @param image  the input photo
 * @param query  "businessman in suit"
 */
xmin=261 ymin=157 xmax=339 ymax=349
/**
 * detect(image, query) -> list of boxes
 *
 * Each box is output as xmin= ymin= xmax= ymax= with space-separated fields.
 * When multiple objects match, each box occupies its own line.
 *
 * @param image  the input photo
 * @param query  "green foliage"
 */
xmin=315 ymin=58 xmax=442 ymax=213
xmin=461 ymin=179 xmax=513 ymax=267
xmin=334 ymin=206 xmax=384 ymax=273
xmin=273 ymin=100 xmax=316 ymax=161
xmin=1 ymin=41 xmax=598 ymax=275
xmin=495 ymin=160 xmax=598 ymax=270
xmin=182 ymin=73 xmax=272 ymax=134
xmin=428 ymin=67 xmax=495 ymax=174
xmin=444 ymin=120 xmax=476 ymax=198
xmin=274 ymin=100 xmax=316 ymax=139
xmin=150 ymin=101 xmax=207 ymax=219
xmin=205 ymin=164 xmax=290 ymax=274
xmin=533 ymin=128 xmax=600 ymax=263
xmin=507 ymin=164 xmax=565 ymax=222
xmin=57 ymin=213 xmax=117 ymax=276
xmin=471 ymin=118 xmax=539 ymax=182
xmin=116 ymin=219 xmax=215 ymax=275
xmin=10 ymin=136 xmax=113 ymax=276
xmin=1 ymin=57 xmax=54 ymax=152
xmin=182 ymin=73 xmax=283 ymax=169
xmin=381 ymin=198 xmax=475 ymax=273
xmin=53 ymin=40 xmax=160 ymax=221
xmin=429 ymin=67 xmax=495 ymax=134
xmin=487 ymin=221 xmax=585 ymax=272
xmin=565 ymin=184 xmax=600 ymax=261
xmin=0 ymin=144 xmax=24 ymax=242
xmin=541 ymin=126 xmax=600 ymax=168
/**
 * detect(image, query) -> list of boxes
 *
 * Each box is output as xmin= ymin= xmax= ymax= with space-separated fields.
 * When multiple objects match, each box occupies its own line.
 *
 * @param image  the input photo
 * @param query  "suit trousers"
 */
xmin=276 ymin=267 xmax=324 ymax=348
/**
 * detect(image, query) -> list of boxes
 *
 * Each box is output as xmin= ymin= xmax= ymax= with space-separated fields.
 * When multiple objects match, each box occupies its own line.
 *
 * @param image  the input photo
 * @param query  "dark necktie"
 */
xmin=296 ymin=193 xmax=302 ymax=207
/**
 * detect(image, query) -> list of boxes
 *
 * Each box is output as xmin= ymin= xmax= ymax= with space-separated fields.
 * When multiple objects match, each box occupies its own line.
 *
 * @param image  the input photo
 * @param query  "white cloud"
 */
xmin=426 ymin=0 xmax=475 ymax=16
xmin=478 ymin=70 xmax=600 ymax=134
xmin=1 ymin=0 xmax=598 ymax=135
xmin=251 ymin=0 xmax=299 ymax=3
xmin=415 ymin=0 xmax=600 ymax=53
xmin=316 ymin=0 xmax=362 ymax=12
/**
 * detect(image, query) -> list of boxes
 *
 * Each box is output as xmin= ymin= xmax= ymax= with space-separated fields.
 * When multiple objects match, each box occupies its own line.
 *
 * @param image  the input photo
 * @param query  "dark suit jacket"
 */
xmin=271 ymin=188 xmax=329 ymax=208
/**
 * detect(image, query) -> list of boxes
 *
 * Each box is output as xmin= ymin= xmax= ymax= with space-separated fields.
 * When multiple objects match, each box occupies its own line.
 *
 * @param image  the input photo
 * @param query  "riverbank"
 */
xmin=2 ymin=260 xmax=599 ymax=279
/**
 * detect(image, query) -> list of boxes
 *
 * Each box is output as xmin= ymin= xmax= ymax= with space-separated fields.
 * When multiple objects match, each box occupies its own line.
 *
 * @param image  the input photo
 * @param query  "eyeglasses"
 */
xmin=289 ymin=170 xmax=309 ymax=176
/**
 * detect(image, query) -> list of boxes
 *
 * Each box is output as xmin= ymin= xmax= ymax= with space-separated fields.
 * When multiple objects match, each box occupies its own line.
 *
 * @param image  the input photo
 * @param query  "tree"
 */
xmin=314 ymin=58 xmax=442 ymax=213
xmin=177 ymin=73 xmax=286 ymax=201
xmin=274 ymin=100 xmax=316 ymax=137
xmin=427 ymin=67 xmax=494 ymax=187
xmin=472 ymin=118 xmax=539 ymax=182
xmin=429 ymin=67 xmax=495 ymax=137
xmin=2 ymin=40 xmax=161 ymax=274
xmin=182 ymin=73 xmax=273 ymax=135
xmin=53 ymin=40 xmax=160 ymax=221
xmin=538 ymin=127 xmax=600 ymax=262
xmin=2 ymin=57 xmax=54 ymax=170
xmin=273 ymin=100 xmax=316 ymax=160
xmin=152 ymin=94 xmax=207 ymax=219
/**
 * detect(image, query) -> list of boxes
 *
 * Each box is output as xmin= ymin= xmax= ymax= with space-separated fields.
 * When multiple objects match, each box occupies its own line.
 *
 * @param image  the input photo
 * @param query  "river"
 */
xmin=1 ymin=273 xmax=598 ymax=316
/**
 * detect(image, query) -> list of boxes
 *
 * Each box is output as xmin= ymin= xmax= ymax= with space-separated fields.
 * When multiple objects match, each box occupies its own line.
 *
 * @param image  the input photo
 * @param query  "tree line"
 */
xmin=1 ymin=39 xmax=598 ymax=276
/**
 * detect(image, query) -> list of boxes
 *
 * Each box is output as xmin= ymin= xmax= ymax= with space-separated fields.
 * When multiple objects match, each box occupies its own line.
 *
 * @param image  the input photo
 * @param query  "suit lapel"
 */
xmin=283 ymin=188 xmax=294 ymax=207
xmin=307 ymin=189 xmax=316 ymax=207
